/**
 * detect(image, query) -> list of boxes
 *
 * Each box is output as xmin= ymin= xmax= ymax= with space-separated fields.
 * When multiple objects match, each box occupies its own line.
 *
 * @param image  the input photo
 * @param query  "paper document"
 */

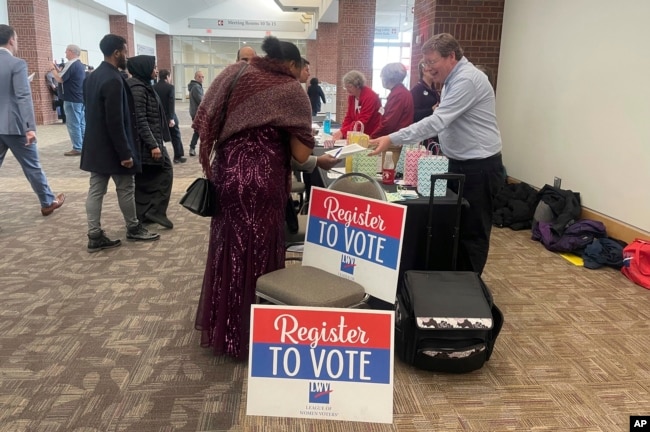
xmin=398 ymin=189 xmax=419 ymax=198
xmin=326 ymin=143 xmax=369 ymax=158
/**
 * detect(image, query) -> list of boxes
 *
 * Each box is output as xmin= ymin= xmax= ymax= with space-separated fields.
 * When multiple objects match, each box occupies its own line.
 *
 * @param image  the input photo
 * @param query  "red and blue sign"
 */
xmin=302 ymin=187 xmax=407 ymax=304
xmin=250 ymin=307 xmax=392 ymax=383
xmin=306 ymin=188 xmax=404 ymax=270
xmin=247 ymin=305 xmax=395 ymax=423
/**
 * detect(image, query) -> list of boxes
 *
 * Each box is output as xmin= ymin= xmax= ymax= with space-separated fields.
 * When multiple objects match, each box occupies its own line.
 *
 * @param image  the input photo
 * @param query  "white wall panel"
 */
xmin=49 ymin=0 xmax=110 ymax=68
xmin=498 ymin=0 xmax=650 ymax=232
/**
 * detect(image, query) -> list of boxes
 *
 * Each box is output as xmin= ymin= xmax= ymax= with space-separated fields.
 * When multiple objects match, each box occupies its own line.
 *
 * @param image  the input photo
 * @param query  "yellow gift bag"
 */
xmin=345 ymin=121 xmax=370 ymax=173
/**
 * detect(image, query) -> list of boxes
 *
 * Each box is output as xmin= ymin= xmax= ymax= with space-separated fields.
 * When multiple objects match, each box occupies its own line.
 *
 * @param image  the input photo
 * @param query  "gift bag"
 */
xmin=396 ymin=144 xmax=420 ymax=175
xmin=346 ymin=121 xmax=370 ymax=173
xmin=347 ymin=121 xmax=370 ymax=148
xmin=404 ymin=146 xmax=430 ymax=186
xmin=352 ymin=151 xmax=379 ymax=177
xmin=417 ymin=155 xmax=449 ymax=197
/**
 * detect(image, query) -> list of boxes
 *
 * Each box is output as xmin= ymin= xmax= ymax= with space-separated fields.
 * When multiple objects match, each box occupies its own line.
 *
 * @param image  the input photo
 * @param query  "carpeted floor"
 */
xmin=1 ymin=105 xmax=649 ymax=431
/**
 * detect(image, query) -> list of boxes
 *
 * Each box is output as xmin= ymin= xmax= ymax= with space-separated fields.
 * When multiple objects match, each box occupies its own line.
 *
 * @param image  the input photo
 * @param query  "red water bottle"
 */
xmin=382 ymin=151 xmax=395 ymax=185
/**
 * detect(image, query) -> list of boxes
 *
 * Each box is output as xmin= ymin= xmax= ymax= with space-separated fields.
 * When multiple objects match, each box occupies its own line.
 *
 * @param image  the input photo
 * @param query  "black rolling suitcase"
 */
xmin=395 ymin=173 xmax=504 ymax=373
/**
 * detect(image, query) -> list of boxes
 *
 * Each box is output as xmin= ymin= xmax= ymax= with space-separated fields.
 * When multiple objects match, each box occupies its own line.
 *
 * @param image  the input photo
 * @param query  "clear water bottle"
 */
xmin=323 ymin=112 xmax=331 ymax=135
xmin=382 ymin=151 xmax=395 ymax=185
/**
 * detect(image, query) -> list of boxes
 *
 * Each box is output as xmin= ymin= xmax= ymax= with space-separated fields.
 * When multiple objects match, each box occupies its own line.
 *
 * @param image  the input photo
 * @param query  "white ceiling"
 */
xmin=126 ymin=0 xmax=414 ymax=33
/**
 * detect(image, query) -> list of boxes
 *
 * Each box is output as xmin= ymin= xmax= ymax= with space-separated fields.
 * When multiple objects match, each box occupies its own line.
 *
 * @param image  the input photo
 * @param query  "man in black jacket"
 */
xmin=81 ymin=34 xmax=159 ymax=252
xmin=154 ymin=69 xmax=186 ymax=163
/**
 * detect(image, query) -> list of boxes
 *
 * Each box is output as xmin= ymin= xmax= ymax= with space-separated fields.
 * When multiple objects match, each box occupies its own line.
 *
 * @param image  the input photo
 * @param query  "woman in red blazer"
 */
xmin=331 ymin=70 xmax=382 ymax=139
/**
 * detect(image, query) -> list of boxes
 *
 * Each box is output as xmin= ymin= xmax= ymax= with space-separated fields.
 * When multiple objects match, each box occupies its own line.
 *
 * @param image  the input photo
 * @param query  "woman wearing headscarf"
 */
xmin=192 ymin=36 xmax=314 ymax=360
xmin=331 ymin=70 xmax=382 ymax=140
xmin=126 ymin=55 xmax=174 ymax=229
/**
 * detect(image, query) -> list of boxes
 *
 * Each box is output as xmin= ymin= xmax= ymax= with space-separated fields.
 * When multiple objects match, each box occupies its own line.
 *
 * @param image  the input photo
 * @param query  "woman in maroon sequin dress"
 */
xmin=192 ymin=37 xmax=314 ymax=360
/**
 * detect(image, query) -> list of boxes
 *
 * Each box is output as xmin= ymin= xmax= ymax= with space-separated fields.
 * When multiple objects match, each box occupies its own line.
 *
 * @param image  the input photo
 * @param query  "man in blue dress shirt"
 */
xmin=370 ymin=33 xmax=504 ymax=274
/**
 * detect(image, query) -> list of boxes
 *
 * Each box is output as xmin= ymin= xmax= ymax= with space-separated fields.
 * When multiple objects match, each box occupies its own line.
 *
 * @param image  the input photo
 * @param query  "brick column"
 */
xmin=315 ymin=23 xmax=338 ymax=86
xmin=109 ymin=15 xmax=135 ymax=57
xmin=335 ymin=0 xmax=375 ymax=123
xmin=305 ymin=39 xmax=317 ymax=78
xmin=8 ymin=0 xmax=57 ymax=125
xmin=411 ymin=0 xmax=505 ymax=90
xmin=155 ymin=34 xmax=172 ymax=72
xmin=410 ymin=0 xmax=436 ymax=88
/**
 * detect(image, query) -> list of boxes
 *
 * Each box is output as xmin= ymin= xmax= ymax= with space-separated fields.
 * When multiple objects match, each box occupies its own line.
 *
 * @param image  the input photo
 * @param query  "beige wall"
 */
xmin=497 ymin=0 xmax=650 ymax=232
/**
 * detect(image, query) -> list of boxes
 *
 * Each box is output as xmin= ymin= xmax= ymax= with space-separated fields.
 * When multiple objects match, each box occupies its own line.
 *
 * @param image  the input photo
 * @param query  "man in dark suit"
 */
xmin=0 ymin=24 xmax=65 ymax=217
xmin=153 ymin=69 xmax=186 ymax=163
xmin=81 ymin=33 xmax=159 ymax=252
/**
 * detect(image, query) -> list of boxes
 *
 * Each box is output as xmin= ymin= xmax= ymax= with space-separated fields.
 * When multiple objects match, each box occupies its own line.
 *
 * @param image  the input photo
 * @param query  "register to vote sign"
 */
xmin=246 ymin=305 xmax=394 ymax=423
xmin=302 ymin=187 xmax=407 ymax=303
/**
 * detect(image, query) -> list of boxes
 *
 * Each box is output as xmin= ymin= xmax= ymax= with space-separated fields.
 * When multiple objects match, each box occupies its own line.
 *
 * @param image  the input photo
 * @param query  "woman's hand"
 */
xmin=151 ymin=147 xmax=162 ymax=160
xmin=331 ymin=130 xmax=343 ymax=140
xmin=316 ymin=154 xmax=340 ymax=170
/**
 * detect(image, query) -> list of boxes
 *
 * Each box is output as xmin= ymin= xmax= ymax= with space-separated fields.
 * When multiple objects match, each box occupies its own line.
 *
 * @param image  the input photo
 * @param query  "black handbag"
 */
xmin=179 ymin=63 xmax=248 ymax=217
xmin=179 ymin=178 xmax=215 ymax=217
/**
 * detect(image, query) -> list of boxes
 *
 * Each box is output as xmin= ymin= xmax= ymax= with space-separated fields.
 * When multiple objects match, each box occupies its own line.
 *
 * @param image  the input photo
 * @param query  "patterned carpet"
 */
xmin=1 ymin=107 xmax=649 ymax=431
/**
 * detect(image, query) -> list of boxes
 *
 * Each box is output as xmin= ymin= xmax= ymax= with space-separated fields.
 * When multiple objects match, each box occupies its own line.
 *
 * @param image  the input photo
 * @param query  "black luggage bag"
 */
xmin=395 ymin=173 xmax=504 ymax=373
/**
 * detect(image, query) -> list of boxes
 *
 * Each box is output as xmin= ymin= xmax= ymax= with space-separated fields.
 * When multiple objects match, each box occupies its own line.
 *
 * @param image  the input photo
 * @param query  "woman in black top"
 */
xmin=410 ymin=62 xmax=440 ymax=123
xmin=307 ymin=77 xmax=326 ymax=116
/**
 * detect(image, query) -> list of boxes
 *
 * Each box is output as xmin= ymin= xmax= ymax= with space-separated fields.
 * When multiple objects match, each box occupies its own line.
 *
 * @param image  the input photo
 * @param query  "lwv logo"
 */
xmin=340 ymin=255 xmax=356 ymax=275
xmin=308 ymin=382 xmax=333 ymax=404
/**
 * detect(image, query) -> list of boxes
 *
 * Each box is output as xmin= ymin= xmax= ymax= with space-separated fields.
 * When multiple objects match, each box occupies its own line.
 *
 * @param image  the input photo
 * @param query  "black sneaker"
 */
xmin=88 ymin=231 xmax=121 ymax=253
xmin=174 ymin=157 xmax=187 ymax=163
xmin=126 ymin=224 xmax=160 ymax=241
xmin=189 ymin=148 xmax=196 ymax=156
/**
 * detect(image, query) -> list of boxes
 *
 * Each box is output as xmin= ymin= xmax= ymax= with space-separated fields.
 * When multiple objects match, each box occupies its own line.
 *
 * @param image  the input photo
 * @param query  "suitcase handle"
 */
xmin=426 ymin=173 xmax=465 ymax=271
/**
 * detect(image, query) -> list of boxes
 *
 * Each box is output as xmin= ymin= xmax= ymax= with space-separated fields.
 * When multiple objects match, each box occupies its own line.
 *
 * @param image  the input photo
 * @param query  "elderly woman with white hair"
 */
xmin=331 ymin=70 xmax=382 ymax=140
xmin=372 ymin=62 xmax=414 ymax=138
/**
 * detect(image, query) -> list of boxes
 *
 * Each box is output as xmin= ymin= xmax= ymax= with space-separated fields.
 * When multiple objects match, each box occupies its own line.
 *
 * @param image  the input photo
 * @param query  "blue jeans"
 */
xmin=0 ymin=134 xmax=56 ymax=207
xmin=63 ymin=101 xmax=86 ymax=151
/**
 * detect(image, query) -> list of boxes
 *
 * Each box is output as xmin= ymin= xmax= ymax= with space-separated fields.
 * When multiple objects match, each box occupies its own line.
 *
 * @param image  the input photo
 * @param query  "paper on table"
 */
xmin=398 ymin=189 xmax=419 ymax=198
xmin=325 ymin=143 xmax=369 ymax=158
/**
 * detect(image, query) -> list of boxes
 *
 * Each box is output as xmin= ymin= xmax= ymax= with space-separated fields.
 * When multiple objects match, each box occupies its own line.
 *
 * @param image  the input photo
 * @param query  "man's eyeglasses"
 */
xmin=420 ymin=57 xmax=443 ymax=68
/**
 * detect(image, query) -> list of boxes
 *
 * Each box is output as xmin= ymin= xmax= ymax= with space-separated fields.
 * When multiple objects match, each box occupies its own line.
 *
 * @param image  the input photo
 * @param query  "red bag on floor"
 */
xmin=621 ymin=238 xmax=650 ymax=289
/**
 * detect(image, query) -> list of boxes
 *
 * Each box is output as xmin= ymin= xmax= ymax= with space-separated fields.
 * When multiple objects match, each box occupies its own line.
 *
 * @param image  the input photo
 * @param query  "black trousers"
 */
xmin=448 ymin=152 xmax=504 ymax=274
xmin=189 ymin=114 xmax=199 ymax=150
xmin=135 ymin=146 xmax=174 ymax=220
xmin=169 ymin=113 xmax=184 ymax=159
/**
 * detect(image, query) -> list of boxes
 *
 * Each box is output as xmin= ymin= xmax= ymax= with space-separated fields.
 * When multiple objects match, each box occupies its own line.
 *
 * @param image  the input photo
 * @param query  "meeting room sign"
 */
xmin=303 ymin=187 xmax=407 ymax=304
